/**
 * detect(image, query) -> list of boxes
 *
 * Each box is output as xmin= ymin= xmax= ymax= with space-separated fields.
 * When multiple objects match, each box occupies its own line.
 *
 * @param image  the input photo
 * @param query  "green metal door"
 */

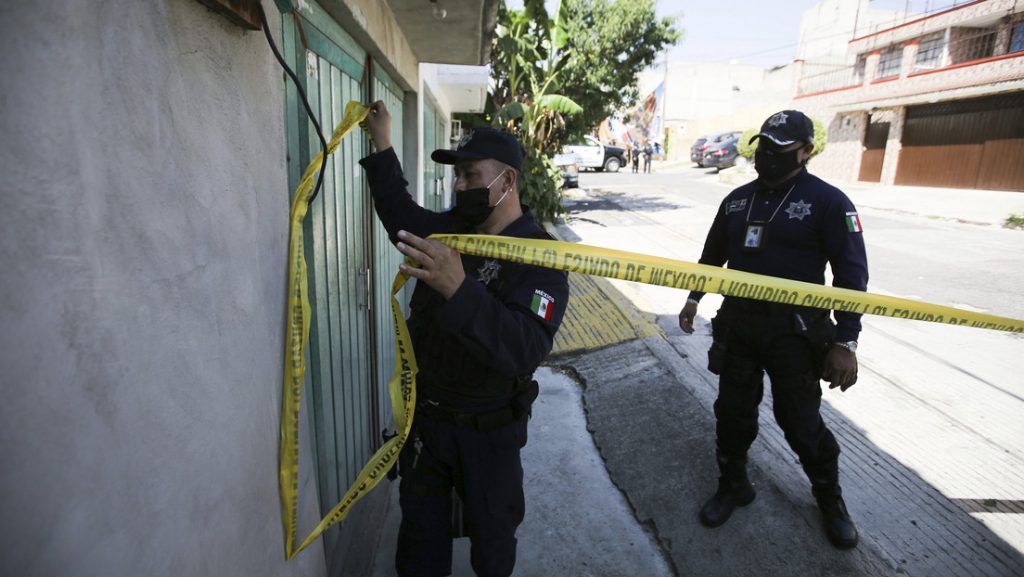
xmin=281 ymin=4 xmax=374 ymax=555
xmin=370 ymin=63 xmax=407 ymax=431
xmin=422 ymin=94 xmax=448 ymax=212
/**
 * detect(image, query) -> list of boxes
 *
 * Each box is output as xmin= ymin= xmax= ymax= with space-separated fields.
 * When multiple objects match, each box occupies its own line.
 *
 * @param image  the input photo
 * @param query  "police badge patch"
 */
xmin=456 ymin=130 xmax=474 ymax=150
xmin=785 ymin=199 xmax=812 ymax=220
xmin=477 ymin=259 xmax=501 ymax=285
xmin=767 ymin=111 xmax=788 ymax=127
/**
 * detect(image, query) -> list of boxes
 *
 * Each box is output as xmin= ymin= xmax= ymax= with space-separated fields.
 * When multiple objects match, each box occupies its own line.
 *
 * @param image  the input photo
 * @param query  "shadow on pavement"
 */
xmin=546 ymin=306 xmax=1024 ymax=577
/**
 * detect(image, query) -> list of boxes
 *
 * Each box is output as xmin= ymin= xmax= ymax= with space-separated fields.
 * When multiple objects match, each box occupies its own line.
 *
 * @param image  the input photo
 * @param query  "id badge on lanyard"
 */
xmin=743 ymin=221 xmax=766 ymax=253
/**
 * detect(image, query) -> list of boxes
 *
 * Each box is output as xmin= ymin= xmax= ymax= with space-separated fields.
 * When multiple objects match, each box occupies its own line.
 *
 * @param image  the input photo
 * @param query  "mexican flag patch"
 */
xmin=845 ymin=211 xmax=863 ymax=233
xmin=531 ymin=290 xmax=554 ymax=321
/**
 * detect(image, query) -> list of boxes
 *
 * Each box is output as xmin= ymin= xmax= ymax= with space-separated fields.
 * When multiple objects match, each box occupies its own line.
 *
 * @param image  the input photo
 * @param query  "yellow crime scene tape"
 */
xmin=280 ymin=101 xmax=1024 ymax=559
xmin=280 ymin=101 xmax=420 ymax=559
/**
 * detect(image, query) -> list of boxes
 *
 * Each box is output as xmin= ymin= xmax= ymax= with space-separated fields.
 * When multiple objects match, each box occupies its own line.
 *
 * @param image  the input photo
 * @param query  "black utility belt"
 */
xmin=722 ymin=297 xmax=825 ymax=318
xmin=416 ymin=378 xmax=539 ymax=432
xmin=417 ymin=401 xmax=521 ymax=432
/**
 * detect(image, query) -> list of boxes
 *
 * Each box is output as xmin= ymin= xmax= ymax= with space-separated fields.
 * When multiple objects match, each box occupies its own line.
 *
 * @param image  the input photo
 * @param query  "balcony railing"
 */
xmin=797 ymin=14 xmax=1024 ymax=96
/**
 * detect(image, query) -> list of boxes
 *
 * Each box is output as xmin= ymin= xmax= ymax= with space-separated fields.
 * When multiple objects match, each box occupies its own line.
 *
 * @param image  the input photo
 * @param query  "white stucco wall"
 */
xmin=0 ymin=1 xmax=326 ymax=575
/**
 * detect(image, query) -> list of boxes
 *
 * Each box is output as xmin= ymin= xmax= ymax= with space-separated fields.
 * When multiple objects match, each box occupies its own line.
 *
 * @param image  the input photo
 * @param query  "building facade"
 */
xmin=795 ymin=0 xmax=1024 ymax=190
xmin=0 ymin=1 xmax=493 ymax=576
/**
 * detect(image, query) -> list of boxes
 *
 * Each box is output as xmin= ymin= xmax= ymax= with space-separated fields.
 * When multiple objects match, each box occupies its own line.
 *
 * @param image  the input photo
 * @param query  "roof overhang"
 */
xmin=435 ymin=64 xmax=490 ymax=112
xmin=386 ymin=0 xmax=500 ymax=65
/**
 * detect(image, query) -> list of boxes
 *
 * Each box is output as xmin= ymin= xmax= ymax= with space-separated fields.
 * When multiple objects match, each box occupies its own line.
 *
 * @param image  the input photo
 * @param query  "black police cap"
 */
xmin=749 ymin=110 xmax=815 ymax=147
xmin=431 ymin=128 xmax=524 ymax=171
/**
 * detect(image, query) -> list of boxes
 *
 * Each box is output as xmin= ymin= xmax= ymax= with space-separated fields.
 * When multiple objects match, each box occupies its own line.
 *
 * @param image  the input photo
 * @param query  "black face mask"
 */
xmin=754 ymin=145 xmax=804 ymax=185
xmin=451 ymin=171 xmax=508 ymax=227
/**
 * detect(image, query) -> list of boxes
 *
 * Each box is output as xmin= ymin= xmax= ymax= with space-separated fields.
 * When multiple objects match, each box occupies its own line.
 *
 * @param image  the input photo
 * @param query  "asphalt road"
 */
xmin=560 ymin=165 xmax=1024 ymax=576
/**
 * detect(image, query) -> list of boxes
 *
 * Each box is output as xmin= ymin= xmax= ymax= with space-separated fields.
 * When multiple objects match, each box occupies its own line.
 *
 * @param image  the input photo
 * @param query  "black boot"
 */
xmin=699 ymin=452 xmax=756 ymax=528
xmin=813 ymin=485 xmax=859 ymax=549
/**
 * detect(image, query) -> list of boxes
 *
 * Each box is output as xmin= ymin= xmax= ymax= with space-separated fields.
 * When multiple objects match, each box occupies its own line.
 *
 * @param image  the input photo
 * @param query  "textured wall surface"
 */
xmin=0 ymin=1 xmax=326 ymax=575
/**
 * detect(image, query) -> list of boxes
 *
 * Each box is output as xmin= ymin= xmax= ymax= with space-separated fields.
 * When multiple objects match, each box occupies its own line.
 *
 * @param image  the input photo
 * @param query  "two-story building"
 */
xmin=794 ymin=0 xmax=1024 ymax=191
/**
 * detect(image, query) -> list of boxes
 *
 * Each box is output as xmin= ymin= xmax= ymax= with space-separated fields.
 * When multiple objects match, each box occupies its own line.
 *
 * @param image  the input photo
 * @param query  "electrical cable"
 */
xmin=257 ymin=3 xmax=329 ymax=205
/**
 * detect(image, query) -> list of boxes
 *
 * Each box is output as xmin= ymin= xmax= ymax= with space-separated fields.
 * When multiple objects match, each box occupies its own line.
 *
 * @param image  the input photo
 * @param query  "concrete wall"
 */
xmin=0 ymin=1 xmax=326 ymax=575
xmin=807 ymin=111 xmax=868 ymax=182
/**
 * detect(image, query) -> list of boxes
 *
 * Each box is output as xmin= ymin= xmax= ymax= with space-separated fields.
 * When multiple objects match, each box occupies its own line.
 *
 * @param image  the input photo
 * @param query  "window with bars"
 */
xmin=914 ymin=32 xmax=946 ymax=71
xmin=948 ymin=27 xmax=996 ymax=64
xmin=876 ymin=45 xmax=903 ymax=79
xmin=1011 ymin=22 xmax=1024 ymax=53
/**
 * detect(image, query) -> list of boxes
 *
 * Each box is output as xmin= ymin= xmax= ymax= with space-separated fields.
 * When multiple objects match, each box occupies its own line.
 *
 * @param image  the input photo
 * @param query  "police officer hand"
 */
xmin=823 ymin=346 xmax=858 ymax=392
xmin=361 ymin=100 xmax=392 ymax=151
xmin=678 ymin=301 xmax=698 ymax=334
xmin=396 ymin=230 xmax=466 ymax=299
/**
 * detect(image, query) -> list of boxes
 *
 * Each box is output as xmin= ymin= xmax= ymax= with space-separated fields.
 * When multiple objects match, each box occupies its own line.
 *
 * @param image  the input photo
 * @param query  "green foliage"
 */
xmin=557 ymin=0 xmax=680 ymax=143
xmin=471 ymin=0 xmax=679 ymax=222
xmin=810 ymin=118 xmax=827 ymax=158
xmin=519 ymin=153 xmax=564 ymax=222
xmin=738 ymin=128 xmax=758 ymax=161
xmin=737 ymin=118 xmax=829 ymax=161
xmin=1004 ymin=214 xmax=1024 ymax=230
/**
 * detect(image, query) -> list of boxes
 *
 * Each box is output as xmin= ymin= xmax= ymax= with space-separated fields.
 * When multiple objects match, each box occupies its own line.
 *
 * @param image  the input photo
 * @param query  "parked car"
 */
xmin=690 ymin=136 xmax=710 ymax=166
xmin=701 ymin=131 xmax=743 ymax=170
xmin=564 ymin=135 xmax=628 ymax=172
xmin=552 ymin=152 xmax=580 ymax=189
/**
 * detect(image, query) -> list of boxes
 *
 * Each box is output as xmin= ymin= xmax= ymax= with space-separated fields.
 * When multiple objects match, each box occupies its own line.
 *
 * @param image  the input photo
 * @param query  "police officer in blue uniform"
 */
xmin=360 ymin=102 xmax=569 ymax=577
xmin=678 ymin=110 xmax=868 ymax=549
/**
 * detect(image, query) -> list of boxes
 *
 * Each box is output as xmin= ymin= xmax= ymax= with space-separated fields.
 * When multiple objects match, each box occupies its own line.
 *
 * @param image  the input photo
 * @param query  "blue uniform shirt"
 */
xmin=688 ymin=168 xmax=869 ymax=342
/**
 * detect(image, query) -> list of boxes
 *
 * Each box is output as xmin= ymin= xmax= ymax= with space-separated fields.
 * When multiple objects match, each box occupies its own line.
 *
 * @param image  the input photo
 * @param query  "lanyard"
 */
xmin=746 ymin=183 xmax=796 ymax=224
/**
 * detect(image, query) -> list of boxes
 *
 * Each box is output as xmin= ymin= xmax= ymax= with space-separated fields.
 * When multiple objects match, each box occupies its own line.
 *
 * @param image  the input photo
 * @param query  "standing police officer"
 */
xmin=360 ymin=102 xmax=569 ymax=576
xmin=678 ymin=110 xmax=868 ymax=549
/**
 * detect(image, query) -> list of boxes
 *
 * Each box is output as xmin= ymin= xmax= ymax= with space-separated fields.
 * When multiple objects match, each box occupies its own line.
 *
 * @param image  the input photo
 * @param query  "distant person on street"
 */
xmin=632 ymin=145 xmax=641 ymax=173
xmin=643 ymin=142 xmax=652 ymax=173
xmin=678 ymin=110 xmax=868 ymax=550
xmin=360 ymin=101 xmax=569 ymax=577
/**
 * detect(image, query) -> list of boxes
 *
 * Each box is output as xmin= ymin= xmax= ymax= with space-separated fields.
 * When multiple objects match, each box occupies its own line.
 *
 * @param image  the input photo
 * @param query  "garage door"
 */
xmin=896 ymin=92 xmax=1024 ymax=191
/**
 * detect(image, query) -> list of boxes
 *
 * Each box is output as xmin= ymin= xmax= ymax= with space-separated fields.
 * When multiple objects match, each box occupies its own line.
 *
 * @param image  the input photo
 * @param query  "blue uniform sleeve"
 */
xmin=359 ymin=147 xmax=457 ymax=242
xmin=687 ymin=199 xmax=730 ymax=302
xmin=439 ymin=263 xmax=569 ymax=376
xmin=821 ymin=193 xmax=869 ymax=342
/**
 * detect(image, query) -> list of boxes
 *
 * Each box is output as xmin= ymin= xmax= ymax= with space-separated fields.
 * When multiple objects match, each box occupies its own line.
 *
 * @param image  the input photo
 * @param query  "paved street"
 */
xmin=552 ymin=163 xmax=1024 ymax=576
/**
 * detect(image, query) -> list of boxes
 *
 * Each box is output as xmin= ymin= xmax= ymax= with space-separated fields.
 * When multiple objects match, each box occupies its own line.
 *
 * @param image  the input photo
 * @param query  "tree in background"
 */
xmin=487 ymin=0 xmax=583 ymax=221
xmin=465 ymin=0 xmax=680 ymax=222
xmin=558 ymin=0 xmax=680 ymax=144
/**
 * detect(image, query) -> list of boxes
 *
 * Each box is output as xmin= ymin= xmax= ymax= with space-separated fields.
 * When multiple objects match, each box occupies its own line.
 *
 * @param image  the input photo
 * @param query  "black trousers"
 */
xmin=396 ymin=411 xmax=528 ymax=577
xmin=713 ymin=309 xmax=841 ymax=484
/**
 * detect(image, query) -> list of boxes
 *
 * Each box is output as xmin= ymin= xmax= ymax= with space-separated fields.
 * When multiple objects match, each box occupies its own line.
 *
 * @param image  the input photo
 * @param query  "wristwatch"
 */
xmin=833 ymin=341 xmax=858 ymax=353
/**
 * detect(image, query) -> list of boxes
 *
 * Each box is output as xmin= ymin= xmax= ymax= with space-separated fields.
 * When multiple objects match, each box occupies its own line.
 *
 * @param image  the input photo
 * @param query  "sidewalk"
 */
xmin=366 ymin=365 xmax=675 ymax=577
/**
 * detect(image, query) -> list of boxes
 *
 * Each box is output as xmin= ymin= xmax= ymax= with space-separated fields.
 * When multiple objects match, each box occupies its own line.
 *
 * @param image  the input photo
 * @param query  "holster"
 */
xmin=707 ymin=315 xmax=729 ymax=375
xmin=793 ymin=311 xmax=836 ymax=372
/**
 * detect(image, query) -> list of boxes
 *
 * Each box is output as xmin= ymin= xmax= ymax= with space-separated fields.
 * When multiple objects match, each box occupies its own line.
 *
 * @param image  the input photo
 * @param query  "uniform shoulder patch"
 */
xmin=531 ymin=289 xmax=555 ymax=321
xmin=845 ymin=211 xmax=863 ymax=233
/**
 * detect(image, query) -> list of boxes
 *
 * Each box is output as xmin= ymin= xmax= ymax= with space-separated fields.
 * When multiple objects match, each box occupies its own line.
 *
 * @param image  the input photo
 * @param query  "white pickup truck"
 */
xmin=564 ymin=135 xmax=628 ymax=173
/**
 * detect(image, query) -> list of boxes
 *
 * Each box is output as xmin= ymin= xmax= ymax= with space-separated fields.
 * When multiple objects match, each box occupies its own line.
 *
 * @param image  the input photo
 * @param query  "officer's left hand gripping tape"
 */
xmin=280 ymin=100 xmax=1024 ymax=560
